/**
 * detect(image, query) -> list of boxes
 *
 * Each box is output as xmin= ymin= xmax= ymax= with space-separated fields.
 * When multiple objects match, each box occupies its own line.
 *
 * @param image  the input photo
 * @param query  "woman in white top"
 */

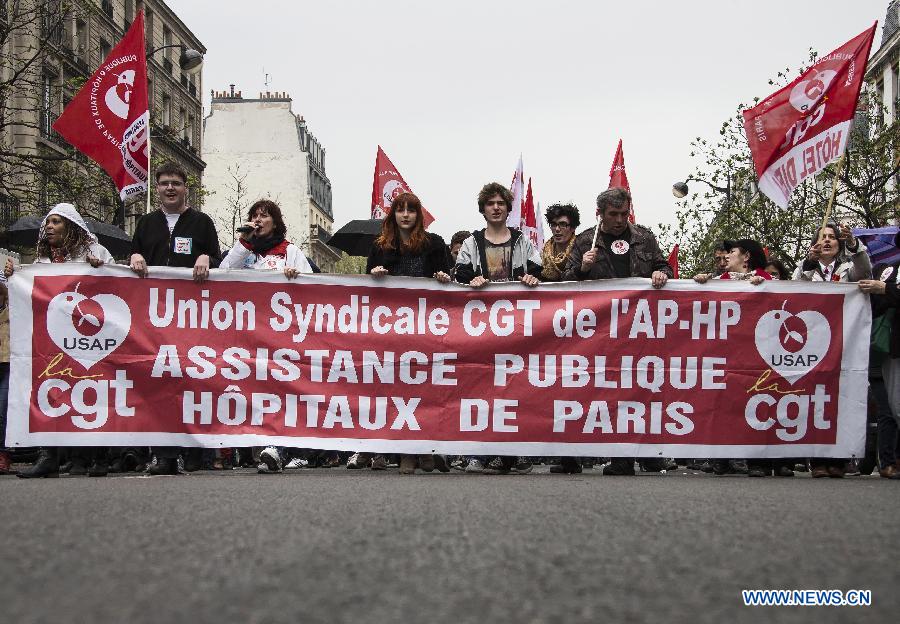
xmin=4 ymin=203 xmax=114 ymax=478
xmin=220 ymin=199 xmax=312 ymax=473
xmin=219 ymin=199 xmax=312 ymax=276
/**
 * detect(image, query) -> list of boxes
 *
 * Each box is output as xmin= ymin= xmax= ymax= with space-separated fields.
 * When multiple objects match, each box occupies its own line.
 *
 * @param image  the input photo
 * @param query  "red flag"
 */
xmin=370 ymin=146 xmax=434 ymax=228
xmin=742 ymin=24 xmax=876 ymax=209
xmin=607 ymin=139 xmax=634 ymax=223
xmin=53 ymin=11 xmax=149 ymax=201
xmin=521 ymin=177 xmax=544 ymax=249
xmin=506 ymin=155 xmax=525 ymax=228
xmin=667 ymin=245 xmax=680 ymax=279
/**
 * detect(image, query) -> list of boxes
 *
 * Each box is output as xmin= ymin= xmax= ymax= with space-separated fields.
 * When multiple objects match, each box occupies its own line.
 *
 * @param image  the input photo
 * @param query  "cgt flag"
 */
xmin=608 ymin=139 xmax=634 ymax=223
xmin=742 ymin=24 xmax=876 ymax=209
xmin=53 ymin=11 xmax=149 ymax=201
xmin=370 ymin=146 xmax=434 ymax=228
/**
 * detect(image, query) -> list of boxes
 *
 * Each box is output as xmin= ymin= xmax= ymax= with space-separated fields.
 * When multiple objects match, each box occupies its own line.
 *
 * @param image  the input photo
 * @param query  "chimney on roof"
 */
xmin=229 ymin=84 xmax=236 ymax=97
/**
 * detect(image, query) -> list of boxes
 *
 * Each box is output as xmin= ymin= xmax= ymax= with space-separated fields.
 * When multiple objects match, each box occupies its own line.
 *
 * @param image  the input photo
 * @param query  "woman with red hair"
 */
xmin=345 ymin=192 xmax=451 ymax=474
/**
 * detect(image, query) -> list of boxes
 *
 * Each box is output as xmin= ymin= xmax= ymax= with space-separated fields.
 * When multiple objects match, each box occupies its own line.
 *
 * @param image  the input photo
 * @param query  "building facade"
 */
xmin=202 ymin=87 xmax=340 ymax=272
xmin=0 ymin=0 xmax=205 ymax=241
xmin=868 ymin=2 xmax=900 ymax=125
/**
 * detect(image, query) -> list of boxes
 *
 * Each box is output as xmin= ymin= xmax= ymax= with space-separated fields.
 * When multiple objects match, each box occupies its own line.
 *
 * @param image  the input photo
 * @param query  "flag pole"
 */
xmin=591 ymin=213 xmax=602 ymax=249
xmin=145 ymin=130 xmax=152 ymax=216
xmin=821 ymin=154 xmax=846 ymax=228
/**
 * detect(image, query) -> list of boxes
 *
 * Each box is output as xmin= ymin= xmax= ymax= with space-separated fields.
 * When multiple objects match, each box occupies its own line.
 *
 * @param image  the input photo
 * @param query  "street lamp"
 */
xmin=672 ymin=177 xmax=731 ymax=203
xmin=149 ymin=44 xmax=203 ymax=73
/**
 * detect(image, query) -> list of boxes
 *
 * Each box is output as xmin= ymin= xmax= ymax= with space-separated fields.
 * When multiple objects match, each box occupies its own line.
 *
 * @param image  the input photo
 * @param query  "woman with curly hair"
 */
xmin=348 ymin=192 xmax=451 ymax=474
xmin=4 ymin=203 xmax=114 ymax=478
xmin=540 ymin=203 xmax=580 ymax=282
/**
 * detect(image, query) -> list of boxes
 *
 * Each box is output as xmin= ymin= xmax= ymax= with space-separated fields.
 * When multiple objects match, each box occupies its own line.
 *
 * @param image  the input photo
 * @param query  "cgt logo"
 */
xmin=46 ymin=283 xmax=131 ymax=370
xmin=754 ymin=301 xmax=830 ymax=385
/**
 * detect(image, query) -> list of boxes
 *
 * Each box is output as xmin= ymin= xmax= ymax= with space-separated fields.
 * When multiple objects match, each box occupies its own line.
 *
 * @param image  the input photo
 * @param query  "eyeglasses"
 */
xmin=550 ymin=221 xmax=571 ymax=229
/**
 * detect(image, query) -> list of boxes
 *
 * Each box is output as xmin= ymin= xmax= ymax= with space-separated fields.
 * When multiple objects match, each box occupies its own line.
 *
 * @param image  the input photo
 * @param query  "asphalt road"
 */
xmin=1 ymin=465 xmax=897 ymax=624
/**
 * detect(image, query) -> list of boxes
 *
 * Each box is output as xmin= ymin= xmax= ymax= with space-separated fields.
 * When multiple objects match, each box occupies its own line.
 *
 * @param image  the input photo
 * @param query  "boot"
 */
xmin=148 ymin=456 xmax=178 ymax=475
xmin=602 ymin=458 xmax=635 ymax=476
xmin=0 ymin=450 xmax=11 ymax=475
xmin=88 ymin=459 xmax=109 ymax=477
xmin=16 ymin=449 xmax=59 ymax=478
xmin=399 ymin=455 xmax=417 ymax=474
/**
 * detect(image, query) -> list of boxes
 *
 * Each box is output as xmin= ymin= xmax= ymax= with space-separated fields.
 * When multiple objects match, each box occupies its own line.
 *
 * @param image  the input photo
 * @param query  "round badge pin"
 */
xmin=611 ymin=240 xmax=630 ymax=255
xmin=881 ymin=266 xmax=895 ymax=282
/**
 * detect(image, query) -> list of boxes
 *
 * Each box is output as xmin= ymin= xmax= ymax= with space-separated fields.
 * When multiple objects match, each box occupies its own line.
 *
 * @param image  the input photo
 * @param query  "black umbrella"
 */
xmin=327 ymin=219 xmax=383 ymax=256
xmin=7 ymin=215 xmax=133 ymax=257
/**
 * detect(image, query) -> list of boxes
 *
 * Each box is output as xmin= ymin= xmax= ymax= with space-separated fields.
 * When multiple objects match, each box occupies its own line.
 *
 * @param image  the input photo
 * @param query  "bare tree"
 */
xmin=214 ymin=163 xmax=250 ymax=250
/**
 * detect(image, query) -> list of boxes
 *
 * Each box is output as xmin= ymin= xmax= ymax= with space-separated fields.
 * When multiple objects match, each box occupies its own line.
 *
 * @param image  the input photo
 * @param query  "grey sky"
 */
xmin=168 ymin=0 xmax=886 ymax=243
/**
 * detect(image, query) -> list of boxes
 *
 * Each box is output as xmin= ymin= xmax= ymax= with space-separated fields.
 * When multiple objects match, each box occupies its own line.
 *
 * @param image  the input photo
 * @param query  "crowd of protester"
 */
xmin=1 ymin=161 xmax=899 ymax=480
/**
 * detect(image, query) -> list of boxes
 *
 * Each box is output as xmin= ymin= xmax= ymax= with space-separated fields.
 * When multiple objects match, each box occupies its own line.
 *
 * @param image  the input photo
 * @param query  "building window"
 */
xmin=180 ymin=107 xmax=187 ymax=140
xmin=893 ymin=63 xmax=900 ymax=123
xmin=125 ymin=0 xmax=134 ymax=22
xmin=162 ymin=94 xmax=171 ymax=127
xmin=145 ymin=9 xmax=154 ymax=52
xmin=187 ymin=114 xmax=195 ymax=146
xmin=163 ymin=26 xmax=172 ymax=58
xmin=76 ymin=19 xmax=87 ymax=60
xmin=41 ymin=74 xmax=53 ymax=138
xmin=99 ymin=38 xmax=111 ymax=63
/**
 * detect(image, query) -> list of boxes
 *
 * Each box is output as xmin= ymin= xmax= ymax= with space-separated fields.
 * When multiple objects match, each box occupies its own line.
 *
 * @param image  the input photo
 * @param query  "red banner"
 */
xmin=7 ymin=265 xmax=869 ymax=458
xmin=370 ymin=146 xmax=435 ymax=227
xmin=53 ymin=11 xmax=149 ymax=201
xmin=742 ymin=24 xmax=876 ymax=209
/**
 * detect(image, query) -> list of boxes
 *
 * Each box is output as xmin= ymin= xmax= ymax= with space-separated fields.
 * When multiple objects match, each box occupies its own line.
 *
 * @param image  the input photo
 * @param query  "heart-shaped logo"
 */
xmin=754 ymin=301 xmax=830 ymax=385
xmin=46 ymin=283 xmax=132 ymax=370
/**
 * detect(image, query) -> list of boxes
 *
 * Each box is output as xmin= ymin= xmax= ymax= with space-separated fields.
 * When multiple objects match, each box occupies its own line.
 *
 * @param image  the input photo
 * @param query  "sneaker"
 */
xmin=346 ymin=452 xmax=367 ymax=469
xmin=465 ymin=458 xmax=484 ymax=473
xmin=370 ymin=455 xmax=388 ymax=470
xmin=285 ymin=458 xmax=308 ymax=470
xmin=258 ymin=447 xmax=282 ymax=473
xmin=514 ymin=457 xmax=533 ymax=474
xmin=450 ymin=458 xmax=468 ymax=471
xmin=484 ymin=457 xmax=511 ymax=475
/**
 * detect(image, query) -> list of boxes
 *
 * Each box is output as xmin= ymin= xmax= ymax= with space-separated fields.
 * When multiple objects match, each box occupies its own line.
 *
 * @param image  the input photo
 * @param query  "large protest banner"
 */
xmin=7 ymin=264 xmax=870 ymax=458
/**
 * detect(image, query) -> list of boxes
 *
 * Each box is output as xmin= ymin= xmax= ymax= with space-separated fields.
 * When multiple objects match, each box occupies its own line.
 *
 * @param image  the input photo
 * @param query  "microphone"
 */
xmin=236 ymin=226 xmax=256 ymax=234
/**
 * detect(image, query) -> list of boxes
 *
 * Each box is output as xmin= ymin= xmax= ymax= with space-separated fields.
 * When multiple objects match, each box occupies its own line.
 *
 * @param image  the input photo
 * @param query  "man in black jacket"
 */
xmin=129 ymin=161 xmax=221 ymax=283
xmin=130 ymin=162 xmax=221 ymax=475
xmin=564 ymin=188 xmax=672 ymax=476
